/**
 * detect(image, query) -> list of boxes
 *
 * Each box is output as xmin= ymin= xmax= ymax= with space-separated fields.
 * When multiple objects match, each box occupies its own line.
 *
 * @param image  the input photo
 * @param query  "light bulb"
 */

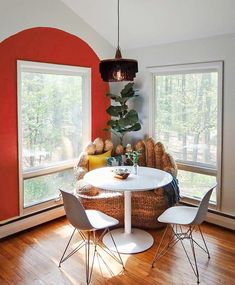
xmin=112 ymin=67 xmax=124 ymax=81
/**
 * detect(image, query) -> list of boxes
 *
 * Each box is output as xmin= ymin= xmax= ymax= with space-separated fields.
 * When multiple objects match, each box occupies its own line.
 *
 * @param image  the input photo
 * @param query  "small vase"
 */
xmin=133 ymin=163 xmax=138 ymax=175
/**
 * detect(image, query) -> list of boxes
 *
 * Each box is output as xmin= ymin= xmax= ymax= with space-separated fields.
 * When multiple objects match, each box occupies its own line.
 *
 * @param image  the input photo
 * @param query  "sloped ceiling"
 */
xmin=62 ymin=0 xmax=235 ymax=49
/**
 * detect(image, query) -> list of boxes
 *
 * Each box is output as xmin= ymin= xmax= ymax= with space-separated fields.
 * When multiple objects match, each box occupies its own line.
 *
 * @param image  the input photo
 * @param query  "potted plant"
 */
xmin=105 ymin=83 xmax=141 ymax=145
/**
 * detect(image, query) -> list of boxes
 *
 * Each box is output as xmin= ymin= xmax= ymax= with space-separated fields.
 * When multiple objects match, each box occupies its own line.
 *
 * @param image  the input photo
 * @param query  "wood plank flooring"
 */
xmin=0 ymin=217 xmax=234 ymax=285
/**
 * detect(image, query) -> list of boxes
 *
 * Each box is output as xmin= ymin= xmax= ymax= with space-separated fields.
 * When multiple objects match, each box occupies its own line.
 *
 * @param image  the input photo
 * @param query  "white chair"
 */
xmin=59 ymin=190 xmax=124 ymax=285
xmin=151 ymin=185 xmax=216 ymax=284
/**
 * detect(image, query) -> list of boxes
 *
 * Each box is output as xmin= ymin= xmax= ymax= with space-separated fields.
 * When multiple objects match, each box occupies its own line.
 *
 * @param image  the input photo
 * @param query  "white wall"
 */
xmin=0 ymin=0 xmax=114 ymax=59
xmin=122 ymin=33 xmax=235 ymax=218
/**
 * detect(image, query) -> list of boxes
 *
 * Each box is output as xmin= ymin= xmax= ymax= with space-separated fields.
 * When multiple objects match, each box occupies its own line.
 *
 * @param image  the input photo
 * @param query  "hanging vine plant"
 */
xmin=105 ymin=82 xmax=141 ymax=145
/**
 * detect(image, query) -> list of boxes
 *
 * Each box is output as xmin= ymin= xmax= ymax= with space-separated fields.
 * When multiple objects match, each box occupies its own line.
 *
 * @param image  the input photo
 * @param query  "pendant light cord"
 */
xmin=117 ymin=0 xmax=120 ymax=49
xmin=115 ymin=0 xmax=122 ymax=58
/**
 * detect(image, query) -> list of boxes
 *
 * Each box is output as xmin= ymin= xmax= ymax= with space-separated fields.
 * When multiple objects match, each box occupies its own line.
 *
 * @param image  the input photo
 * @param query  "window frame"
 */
xmin=17 ymin=60 xmax=91 ymax=215
xmin=148 ymin=61 xmax=223 ymax=209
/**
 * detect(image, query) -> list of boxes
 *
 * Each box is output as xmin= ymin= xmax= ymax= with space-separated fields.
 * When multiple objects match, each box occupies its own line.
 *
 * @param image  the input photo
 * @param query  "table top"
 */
xmin=84 ymin=166 xmax=172 ymax=192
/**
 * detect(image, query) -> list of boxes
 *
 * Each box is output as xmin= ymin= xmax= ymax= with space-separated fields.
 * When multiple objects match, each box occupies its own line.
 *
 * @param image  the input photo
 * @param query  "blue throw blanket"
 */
xmin=163 ymin=176 xmax=180 ymax=207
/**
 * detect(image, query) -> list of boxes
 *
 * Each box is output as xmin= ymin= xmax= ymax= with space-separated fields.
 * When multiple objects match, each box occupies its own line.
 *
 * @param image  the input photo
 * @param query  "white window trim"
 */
xmin=17 ymin=60 xmax=91 ymax=215
xmin=148 ymin=61 xmax=223 ymax=209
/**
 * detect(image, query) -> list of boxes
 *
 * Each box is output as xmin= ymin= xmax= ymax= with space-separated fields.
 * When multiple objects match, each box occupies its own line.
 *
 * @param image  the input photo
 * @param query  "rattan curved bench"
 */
xmin=76 ymin=187 xmax=169 ymax=229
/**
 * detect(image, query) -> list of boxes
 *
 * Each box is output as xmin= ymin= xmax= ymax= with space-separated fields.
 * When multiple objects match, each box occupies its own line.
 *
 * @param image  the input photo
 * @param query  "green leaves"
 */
xmin=106 ymin=105 xmax=128 ymax=117
xmin=118 ymin=110 xmax=139 ymax=127
xmin=106 ymin=93 xmax=123 ymax=103
xmin=107 ymin=110 xmax=141 ymax=134
xmin=127 ymin=122 xmax=141 ymax=131
xmin=120 ymin=82 xmax=134 ymax=97
xmin=105 ymin=83 xmax=141 ymax=144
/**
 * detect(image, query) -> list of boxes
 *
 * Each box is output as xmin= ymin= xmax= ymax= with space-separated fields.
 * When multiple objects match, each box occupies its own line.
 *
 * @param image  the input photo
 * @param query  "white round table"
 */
xmin=84 ymin=166 xmax=172 ymax=254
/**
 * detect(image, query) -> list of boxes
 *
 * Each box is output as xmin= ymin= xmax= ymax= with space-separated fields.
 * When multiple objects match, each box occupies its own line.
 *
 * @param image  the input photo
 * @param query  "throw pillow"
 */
xmin=88 ymin=150 xmax=112 ymax=171
xmin=75 ymin=179 xmax=99 ymax=196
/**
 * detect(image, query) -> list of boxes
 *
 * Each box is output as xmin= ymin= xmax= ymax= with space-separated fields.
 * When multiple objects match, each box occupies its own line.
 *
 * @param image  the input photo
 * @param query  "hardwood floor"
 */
xmin=0 ymin=217 xmax=234 ymax=285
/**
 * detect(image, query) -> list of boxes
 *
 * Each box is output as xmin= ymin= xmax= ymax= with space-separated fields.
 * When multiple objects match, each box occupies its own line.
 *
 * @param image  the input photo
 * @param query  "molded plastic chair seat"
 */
xmin=158 ymin=206 xmax=198 ymax=225
xmin=85 ymin=209 xmax=119 ymax=229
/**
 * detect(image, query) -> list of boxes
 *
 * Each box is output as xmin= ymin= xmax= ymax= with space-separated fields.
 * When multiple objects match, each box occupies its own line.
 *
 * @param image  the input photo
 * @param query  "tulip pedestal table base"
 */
xmin=103 ymin=191 xmax=154 ymax=254
xmin=84 ymin=166 xmax=172 ymax=254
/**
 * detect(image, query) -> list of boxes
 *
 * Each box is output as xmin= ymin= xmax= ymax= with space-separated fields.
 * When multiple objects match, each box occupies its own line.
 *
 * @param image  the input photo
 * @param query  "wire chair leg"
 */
xmin=88 ymin=231 xmax=99 ymax=283
xmin=190 ymin=228 xmax=200 ymax=283
xmin=85 ymin=231 xmax=92 ymax=285
xmin=198 ymin=225 xmax=210 ymax=259
xmin=59 ymin=228 xmax=76 ymax=267
xmin=60 ymin=228 xmax=124 ymax=284
xmin=172 ymin=225 xmax=199 ymax=283
xmin=107 ymin=228 xmax=125 ymax=269
xmin=151 ymin=223 xmax=209 ymax=283
xmin=152 ymin=224 xmax=178 ymax=267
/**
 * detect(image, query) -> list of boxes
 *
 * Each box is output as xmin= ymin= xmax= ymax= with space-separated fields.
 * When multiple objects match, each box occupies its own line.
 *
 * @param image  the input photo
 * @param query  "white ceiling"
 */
xmin=62 ymin=0 xmax=235 ymax=50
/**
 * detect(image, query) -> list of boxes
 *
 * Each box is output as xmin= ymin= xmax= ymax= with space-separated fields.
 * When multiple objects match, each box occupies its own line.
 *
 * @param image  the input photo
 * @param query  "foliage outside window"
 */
xmin=18 ymin=61 xmax=91 ymax=212
xmin=152 ymin=62 xmax=223 ymax=205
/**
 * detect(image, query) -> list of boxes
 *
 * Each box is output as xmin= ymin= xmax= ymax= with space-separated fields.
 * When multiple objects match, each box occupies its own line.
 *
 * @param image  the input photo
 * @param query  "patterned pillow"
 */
xmin=106 ymin=155 xmax=126 ymax=167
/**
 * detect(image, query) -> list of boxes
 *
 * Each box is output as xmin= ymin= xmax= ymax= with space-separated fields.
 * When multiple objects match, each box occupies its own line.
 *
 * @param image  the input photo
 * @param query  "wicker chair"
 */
xmin=74 ymin=138 xmax=178 ymax=229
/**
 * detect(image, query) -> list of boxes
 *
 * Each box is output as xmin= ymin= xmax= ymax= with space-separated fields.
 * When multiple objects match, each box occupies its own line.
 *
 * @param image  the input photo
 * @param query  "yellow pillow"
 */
xmin=88 ymin=150 xmax=112 ymax=171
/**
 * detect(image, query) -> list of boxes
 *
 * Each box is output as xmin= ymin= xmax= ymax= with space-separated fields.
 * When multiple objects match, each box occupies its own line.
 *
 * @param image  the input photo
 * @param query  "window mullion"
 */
xmin=177 ymin=162 xmax=217 ymax=176
xmin=23 ymin=163 xmax=75 ymax=180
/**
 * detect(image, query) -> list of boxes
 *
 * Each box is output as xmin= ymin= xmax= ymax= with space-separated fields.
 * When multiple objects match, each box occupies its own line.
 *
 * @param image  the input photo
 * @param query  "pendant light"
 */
xmin=99 ymin=0 xmax=138 ymax=82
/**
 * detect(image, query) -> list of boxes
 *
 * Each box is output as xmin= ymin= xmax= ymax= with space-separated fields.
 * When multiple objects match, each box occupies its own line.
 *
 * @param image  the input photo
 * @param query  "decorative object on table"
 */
xmin=99 ymin=0 xmax=138 ymax=82
xmin=112 ymin=168 xmax=130 ymax=179
xmin=125 ymin=145 xmax=142 ymax=175
xmin=75 ymin=137 xmax=179 ymax=229
xmin=105 ymin=82 xmax=141 ymax=145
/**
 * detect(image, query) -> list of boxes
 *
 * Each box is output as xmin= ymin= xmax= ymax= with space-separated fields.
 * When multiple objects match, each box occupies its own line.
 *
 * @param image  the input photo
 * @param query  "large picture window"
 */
xmin=17 ymin=61 xmax=91 ymax=213
xmin=150 ymin=62 xmax=223 ymax=206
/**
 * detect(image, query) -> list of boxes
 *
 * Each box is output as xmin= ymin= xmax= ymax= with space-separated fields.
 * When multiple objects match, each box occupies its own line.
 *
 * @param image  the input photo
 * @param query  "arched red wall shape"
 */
xmin=0 ymin=27 xmax=110 ymax=221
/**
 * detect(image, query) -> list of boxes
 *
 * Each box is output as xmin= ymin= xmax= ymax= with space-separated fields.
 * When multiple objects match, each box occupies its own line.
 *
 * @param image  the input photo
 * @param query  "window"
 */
xmin=150 ymin=62 xmax=223 ymax=206
xmin=17 ymin=61 xmax=91 ymax=214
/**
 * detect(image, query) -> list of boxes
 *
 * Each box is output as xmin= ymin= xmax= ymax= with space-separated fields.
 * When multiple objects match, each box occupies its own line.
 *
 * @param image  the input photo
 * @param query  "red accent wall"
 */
xmin=0 ymin=27 xmax=110 ymax=221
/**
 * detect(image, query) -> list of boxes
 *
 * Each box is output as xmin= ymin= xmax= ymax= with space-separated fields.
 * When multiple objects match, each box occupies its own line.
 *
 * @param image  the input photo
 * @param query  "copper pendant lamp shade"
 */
xmin=99 ymin=0 xmax=138 ymax=82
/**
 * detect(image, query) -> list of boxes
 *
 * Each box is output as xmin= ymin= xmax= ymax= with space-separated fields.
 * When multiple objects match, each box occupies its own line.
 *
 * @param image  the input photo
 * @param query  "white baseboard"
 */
xmin=0 ymin=206 xmax=65 ymax=239
xmin=206 ymin=212 xmax=235 ymax=230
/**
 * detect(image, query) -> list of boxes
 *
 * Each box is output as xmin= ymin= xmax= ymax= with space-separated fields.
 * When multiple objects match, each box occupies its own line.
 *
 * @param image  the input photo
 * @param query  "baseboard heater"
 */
xmin=0 ymin=205 xmax=65 ymax=239
xmin=0 ymin=203 xmax=234 ymax=239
